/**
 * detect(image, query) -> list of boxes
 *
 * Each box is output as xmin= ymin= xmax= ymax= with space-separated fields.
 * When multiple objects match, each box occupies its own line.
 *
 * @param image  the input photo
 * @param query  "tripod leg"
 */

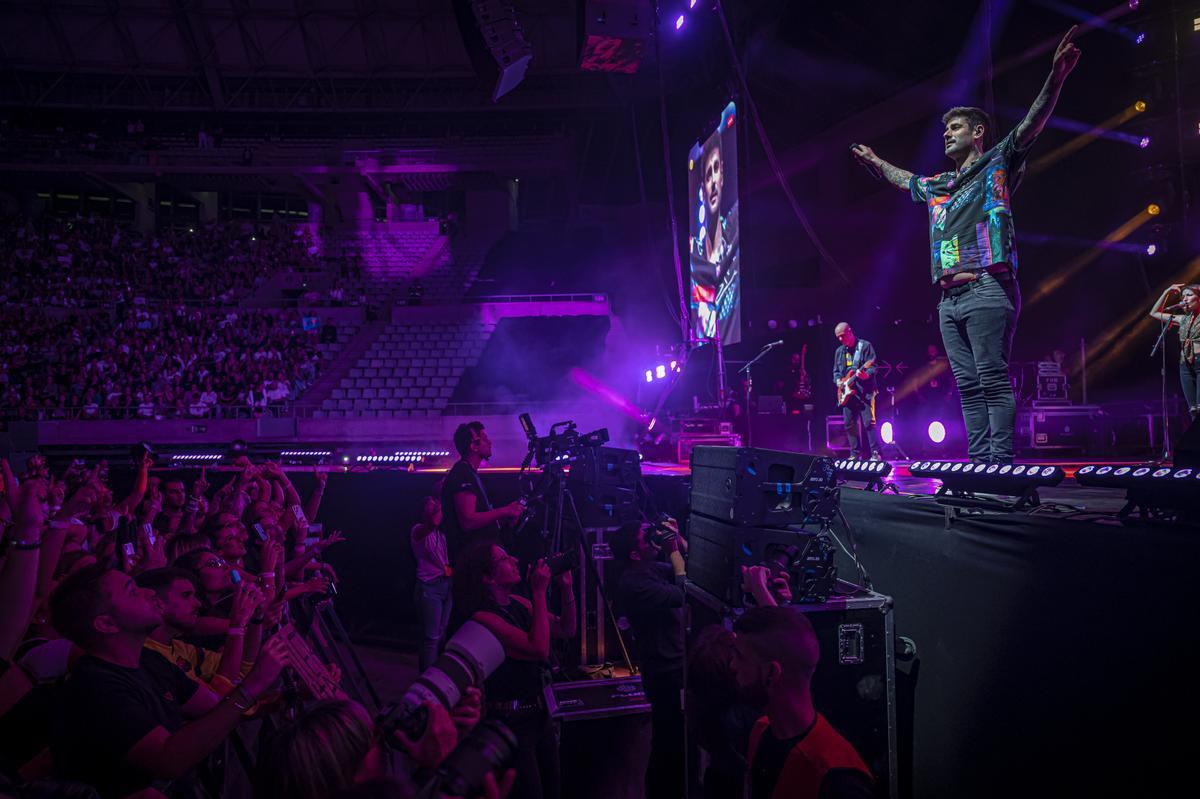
xmin=316 ymin=601 xmax=382 ymax=712
xmin=563 ymin=488 xmax=636 ymax=675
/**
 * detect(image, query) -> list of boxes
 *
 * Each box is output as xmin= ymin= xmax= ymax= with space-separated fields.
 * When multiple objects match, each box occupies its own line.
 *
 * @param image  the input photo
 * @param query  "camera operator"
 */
xmin=442 ymin=423 xmax=523 ymax=563
xmin=452 ymin=542 xmax=575 ymax=799
xmin=610 ymin=517 xmax=686 ymax=799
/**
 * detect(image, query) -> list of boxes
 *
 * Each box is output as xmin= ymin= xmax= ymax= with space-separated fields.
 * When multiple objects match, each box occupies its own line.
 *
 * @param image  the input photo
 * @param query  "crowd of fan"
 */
xmin=0 ymin=215 xmax=321 ymax=309
xmin=0 ymin=306 xmax=323 ymax=421
xmin=0 ymin=454 xmax=513 ymax=799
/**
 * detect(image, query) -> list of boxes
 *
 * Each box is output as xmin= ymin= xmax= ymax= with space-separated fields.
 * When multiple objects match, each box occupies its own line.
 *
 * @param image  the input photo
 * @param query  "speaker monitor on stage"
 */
xmin=453 ymin=0 xmax=533 ymax=101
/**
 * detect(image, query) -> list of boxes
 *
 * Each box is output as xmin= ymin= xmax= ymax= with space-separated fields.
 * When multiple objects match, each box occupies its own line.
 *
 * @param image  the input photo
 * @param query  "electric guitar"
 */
xmin=836 ymin=359 xmax=875 ymax=407
xmin=791 ymin=344 xmax=812 ymax=402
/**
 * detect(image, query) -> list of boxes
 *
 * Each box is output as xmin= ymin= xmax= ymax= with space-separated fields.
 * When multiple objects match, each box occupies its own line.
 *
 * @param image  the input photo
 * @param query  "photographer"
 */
xmin=452 ymin=542 xmax=575 ymax=799
xmin=255 ymin=693 xmax=515 ymax=799
xmin=610 ymin=517 xmax=686 ymax=799
xmin=441 ymin=423 xmax=523 ymax=563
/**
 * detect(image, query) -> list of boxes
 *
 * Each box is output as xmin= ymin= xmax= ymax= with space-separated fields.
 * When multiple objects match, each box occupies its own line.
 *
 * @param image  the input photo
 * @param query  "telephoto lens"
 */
xmin=378 ymin=620 xmax=506 ymax=742
xmin=435 ymin=720 xmax=518 ymax=797
xmin=545 ymin=548 xmax=579 ymax=577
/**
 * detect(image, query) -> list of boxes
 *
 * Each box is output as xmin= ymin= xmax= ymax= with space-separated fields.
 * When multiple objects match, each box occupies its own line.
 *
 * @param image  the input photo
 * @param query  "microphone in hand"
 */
xmin=1162 ymin=303 xmax=1187 ymax=313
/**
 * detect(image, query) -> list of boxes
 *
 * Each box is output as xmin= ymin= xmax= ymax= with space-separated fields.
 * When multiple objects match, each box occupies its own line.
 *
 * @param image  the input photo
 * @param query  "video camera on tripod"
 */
xmin=518 ymin=412 xmax=609 ymax=468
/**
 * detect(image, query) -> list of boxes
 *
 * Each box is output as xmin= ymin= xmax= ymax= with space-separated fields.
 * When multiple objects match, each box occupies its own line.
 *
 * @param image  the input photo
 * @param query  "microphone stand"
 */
xmin=1150 ymin=319 xmax=1173 ymax=463
xmin=738 ymin=341 xmax=781 ymax=449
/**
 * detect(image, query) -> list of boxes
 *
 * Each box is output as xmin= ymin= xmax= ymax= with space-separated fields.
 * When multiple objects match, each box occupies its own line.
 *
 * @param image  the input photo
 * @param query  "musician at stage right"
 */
xmin=833 ymin=322 xmax=882 ymax=461
xmin=1149 ymin=283 xmax=1200 ymax=423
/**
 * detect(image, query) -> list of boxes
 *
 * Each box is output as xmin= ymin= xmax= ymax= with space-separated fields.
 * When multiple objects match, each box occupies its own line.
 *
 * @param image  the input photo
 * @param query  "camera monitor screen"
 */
xmin=688 ymin=100 xmax=741 ymax=347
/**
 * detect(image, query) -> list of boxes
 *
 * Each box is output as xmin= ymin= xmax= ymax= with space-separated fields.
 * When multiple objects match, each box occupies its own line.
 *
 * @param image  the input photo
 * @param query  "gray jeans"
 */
xmin=937 ymin=270 xmax=1021 ymax=462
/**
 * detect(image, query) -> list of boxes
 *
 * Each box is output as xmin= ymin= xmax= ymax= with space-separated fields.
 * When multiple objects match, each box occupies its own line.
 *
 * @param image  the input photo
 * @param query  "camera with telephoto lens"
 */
xmin=518 ymin=413 xmax=609 ymax=467
xmin=545 ymin=548 xmax=579 ymax=577
xmin=646 ymin=513 xmax=678 ymax=548
xmin=377 ymin=620 xmax=506 ymax=743
xmin=416 ymin=720 xmax=518 ymax=798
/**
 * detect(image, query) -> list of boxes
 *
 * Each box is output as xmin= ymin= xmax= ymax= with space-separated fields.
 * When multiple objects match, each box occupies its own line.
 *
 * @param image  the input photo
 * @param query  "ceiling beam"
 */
xmin=168 ymin=0 xmax=225 ymax=110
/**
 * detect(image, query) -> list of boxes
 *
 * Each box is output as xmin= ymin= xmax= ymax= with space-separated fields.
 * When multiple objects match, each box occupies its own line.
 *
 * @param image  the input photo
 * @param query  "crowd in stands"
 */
xmin=1 ymin=306 xmax=323 ymax=421
xmin=0 ymin=215 xmax=321 ymax=308
xmin=0 ymin=214 xmax=334 ymax=421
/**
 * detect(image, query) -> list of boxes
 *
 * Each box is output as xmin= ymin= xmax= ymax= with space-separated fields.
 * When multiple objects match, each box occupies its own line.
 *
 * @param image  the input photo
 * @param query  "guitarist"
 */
xmin=832 ymin=323 xmax=882 ymax=461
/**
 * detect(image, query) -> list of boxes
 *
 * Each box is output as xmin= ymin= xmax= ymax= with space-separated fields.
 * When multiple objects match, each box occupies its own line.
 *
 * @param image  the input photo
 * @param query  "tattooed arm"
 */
xmin=1016 ymin=26 xmax=1081 ymax=150
xmin=850 ymin=144 xmax=914 ymax=191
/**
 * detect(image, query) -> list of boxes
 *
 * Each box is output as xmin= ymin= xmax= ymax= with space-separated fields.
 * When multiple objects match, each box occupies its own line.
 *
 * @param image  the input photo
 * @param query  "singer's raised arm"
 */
xmin=1149 ymin=284 xmax=1183 ymax=324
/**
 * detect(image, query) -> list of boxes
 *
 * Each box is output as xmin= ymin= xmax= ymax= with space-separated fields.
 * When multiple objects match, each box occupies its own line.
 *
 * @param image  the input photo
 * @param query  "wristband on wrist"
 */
xmin=10 ymin=539 xmax=42 ymax=551
xmin=229 ymin=685 xmax=254 ymax=711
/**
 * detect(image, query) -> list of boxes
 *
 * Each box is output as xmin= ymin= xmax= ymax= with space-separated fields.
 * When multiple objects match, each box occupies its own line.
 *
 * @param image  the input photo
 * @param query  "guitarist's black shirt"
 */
xmin=832 ymin=340 xmax=878 ymax=399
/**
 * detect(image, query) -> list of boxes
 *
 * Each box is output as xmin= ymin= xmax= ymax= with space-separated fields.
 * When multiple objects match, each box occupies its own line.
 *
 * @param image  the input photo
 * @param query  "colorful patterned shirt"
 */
xmin=910 ymin=129 xmax=1031 ymax=283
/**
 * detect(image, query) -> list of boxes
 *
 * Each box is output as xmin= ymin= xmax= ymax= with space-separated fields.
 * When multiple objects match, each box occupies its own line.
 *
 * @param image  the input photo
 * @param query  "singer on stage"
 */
xmin=851 ymin=27 xmax=1081 ymax=464
xmin=1149 ymin=283 xmax=1200 ymax=423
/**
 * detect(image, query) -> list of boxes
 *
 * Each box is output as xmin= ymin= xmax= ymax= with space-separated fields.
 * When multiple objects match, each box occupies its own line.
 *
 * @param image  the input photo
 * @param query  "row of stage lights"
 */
xmin=833 ymin=459 xmax=892 ymax=476
xmin=352 ymin=451 xmax=451 ymax=464
xmin=1075 ymin=464 xmax=1200 ymax=484
xmin=910 ymin=461 xmax=1063 ymax=479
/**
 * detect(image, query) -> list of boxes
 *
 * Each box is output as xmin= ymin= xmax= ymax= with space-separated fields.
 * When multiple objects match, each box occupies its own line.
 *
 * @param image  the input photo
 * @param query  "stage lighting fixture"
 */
xmin=1135 ymin=32 xmax=1146 ymax=45
xmin=927 ymin=421 xmax=947 ymax=444
xmin=656 ymin=364 xmax=667 ymax=379
xmin=675 ymin=14 xmax=684 ymax=29
xmin=689 ymin=0 xmax=698 ymax=7
xmin=1074 ymin=464 xmax=1199 ymax=522
xmin=279 ymin=449 xmax=335 ymax=465
xmin=834 ymin=458 xmax=894 ymax=492
xmin=880 ymin=421 xmax=895 ymax=445
xmin=170 ymin=452 xmax=224 ymax=463
xmin=1139 ymin=136 xmax=1151 ymax=148
xmin=908 ymin=460 xmax=1065 ymax=511
xmin=1147 ymin=204 xmax=1161 ymax=215
xmin=1134 ymin=100 xmax=1147 ymax=113
xmin=645 ymin=370 xmax=653 ymax=383
xmin=1128 ymin=0 xmax=1138 ymax=8
xmin=1146 ymin=243 xmax=1157 ymax=255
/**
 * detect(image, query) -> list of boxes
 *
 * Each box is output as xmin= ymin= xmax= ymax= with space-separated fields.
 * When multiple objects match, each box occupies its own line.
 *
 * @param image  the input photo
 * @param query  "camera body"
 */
xmin=519 ymin=413 xmax=609 ymax=468
xmin=545 ymin=548 xmax=579 ymax=577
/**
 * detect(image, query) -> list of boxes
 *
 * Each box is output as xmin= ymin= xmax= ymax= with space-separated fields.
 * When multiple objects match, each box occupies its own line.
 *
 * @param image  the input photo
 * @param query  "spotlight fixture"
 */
xmin=1135 ymin=32 xmax=1146 ymax=45
xmin=834 ymin=459 xmax=894 ymax=492
xmin=1138 ymin=135 xmax=1151 ymax=149
xmin=1146 ymin=243 xmax=1157 ymax=256
xmin=908 ymin=461 xmax=1065 ymax=511
xmin=927 ymin=421 xmax=947 ymax=444
xmin=1147 ymin=204 xmax=1161 ymax=216
xmin=675 ymin=14 xmax=684 ymax=29
xmin=1074 ymin=464 xmax=1200 ymax=523
xmin=1134 ymin=100 xmax=1147 ymax=113
xmin=880 ymin=421 xmax=895 ymax=445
